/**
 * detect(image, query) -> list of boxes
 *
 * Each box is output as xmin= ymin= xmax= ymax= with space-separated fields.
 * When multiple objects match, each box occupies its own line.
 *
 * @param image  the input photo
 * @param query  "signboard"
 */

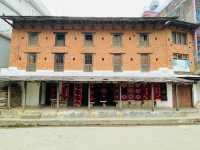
xmin=172 ymin=59 xmax=190 ymax=72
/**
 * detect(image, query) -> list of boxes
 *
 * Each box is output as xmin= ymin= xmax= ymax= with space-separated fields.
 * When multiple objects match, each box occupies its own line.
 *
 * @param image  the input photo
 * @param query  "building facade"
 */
xmin=0 ymin=0 xmax=50 ymax=68
xmin=0 ymin=16 xmax=198 ymax=109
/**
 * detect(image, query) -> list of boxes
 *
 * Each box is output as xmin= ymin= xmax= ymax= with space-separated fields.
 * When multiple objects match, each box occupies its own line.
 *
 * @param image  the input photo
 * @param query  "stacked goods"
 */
xmin=73 ymin=83 xmax=83 ymax=107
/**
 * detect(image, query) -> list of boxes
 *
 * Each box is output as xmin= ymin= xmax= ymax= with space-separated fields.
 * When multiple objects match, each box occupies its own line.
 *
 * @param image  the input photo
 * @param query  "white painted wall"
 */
xmin=192 ymin=82 xmax=200 ymax=107
xmin=157 ymin=83 xmax=173 ymax=108
xmin=26 ymin=82 xmax=40 ymax=106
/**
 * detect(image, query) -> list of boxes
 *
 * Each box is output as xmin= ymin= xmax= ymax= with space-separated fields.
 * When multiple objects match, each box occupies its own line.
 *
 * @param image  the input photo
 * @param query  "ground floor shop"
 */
xmin=0 ymin=80 xmax=195 ymax=110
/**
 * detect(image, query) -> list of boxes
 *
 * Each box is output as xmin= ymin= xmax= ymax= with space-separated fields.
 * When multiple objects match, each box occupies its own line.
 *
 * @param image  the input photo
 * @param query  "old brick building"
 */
xmin=0 ymin=16 xmax=198 ymax=109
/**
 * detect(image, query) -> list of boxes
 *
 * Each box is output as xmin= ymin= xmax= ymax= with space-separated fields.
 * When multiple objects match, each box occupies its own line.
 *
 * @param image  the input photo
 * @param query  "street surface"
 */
xmin=0 ymin=125 xmax=200 ymax=150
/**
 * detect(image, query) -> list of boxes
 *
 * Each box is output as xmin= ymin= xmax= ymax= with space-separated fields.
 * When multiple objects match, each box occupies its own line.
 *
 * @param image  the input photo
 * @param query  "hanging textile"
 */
xmin=61 ymin=82 xmax=69 ymax=101
xmin=100 ymin=84 xmax=107 ymax=102
xmin=134 ymin=83 xmax=143 ymax=101
xmin=121 ymin=83 xmax=128 ymax=101
xmin=114 ymin=84 xmax=120 ymax=101
xmin=90 ymin=83 xmax=95 ymax=103
xmin=127 ymin=84 xmax=134 ymax=100
xmin=143 ymin=83 xmax=151 ymax=100
xmin=73 ymin=83 xmax=83 ymax=107
xmin=154 ymin=83 xmax=161 ymax=100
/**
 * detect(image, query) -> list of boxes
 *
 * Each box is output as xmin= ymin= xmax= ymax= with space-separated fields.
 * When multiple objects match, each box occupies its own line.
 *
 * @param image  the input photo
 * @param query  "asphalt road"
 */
xmin=0 ymin=125 xmax=200 ymax=150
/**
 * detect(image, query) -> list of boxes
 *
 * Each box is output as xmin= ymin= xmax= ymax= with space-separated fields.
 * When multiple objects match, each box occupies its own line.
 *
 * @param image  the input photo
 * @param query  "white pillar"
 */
xmin=21 ymin=81 xmax=26 ymax=109
xmin=192 ymin=83 xmax=199 ymax=107
xmin=166 ymin=83 xmax=173 ymax=108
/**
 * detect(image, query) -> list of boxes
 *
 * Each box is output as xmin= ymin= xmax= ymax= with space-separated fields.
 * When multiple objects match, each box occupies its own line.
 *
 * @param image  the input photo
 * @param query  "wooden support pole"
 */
xmin=7 ymin=83 xmax=11 ymax=109
xmin=176 ymin=84 xmax=179 ymax=111
xmin=88 ymin=83 xmax=90 ymax=109
xmin=56 ymin=82 xmax=60 ymax=109
xmin=22 ymin=82 xmax=26 ymax=109
xmin=119 ymin=83 xmax=122 ymax=109
xmin=151 ymin=83 xmax=155 ymax=111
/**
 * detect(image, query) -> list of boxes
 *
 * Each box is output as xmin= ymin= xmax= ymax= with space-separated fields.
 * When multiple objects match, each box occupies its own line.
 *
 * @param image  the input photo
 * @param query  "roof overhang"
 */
xmin=0 ymin=16 xmax=199 ymax=30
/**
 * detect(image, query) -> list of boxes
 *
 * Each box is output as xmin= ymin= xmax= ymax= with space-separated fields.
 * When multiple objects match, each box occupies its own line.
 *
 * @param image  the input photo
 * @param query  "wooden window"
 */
xmin=84 ymin=32 xmax=93 ymax=47
xmin=55 ymin=32 xmax=65 ymax=47
xmin=172 ymin=32 xmax=187 ymax=45
xmin=113 ymin=54 xmax=122 ymax=72
xmin=84 ymin=53 xmax=93 ymax=72
xmin=26 ymin=53 xmax=37 ymax=72
xmin=173 ymin=53 xmax=189 ymax=60
xmin=139 ymin=33 xmax=149 ymax=47
xmin=112 ymin=33 xmax=122 ymax=48
xmin=28 ymin=32 xmax=38 ymax=47
xmin=141 ymin=54 xmax=150 ymax=72
xmin=54 ymin=53 xmax=64 ymax=72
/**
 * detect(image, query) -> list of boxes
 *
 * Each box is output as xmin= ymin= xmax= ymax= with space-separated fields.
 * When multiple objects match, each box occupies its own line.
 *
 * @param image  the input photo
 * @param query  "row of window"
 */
xmin=26 ymin=53 xmax=189 ymax=72
xmin=28 ymin=31 xmax=188 ymax=48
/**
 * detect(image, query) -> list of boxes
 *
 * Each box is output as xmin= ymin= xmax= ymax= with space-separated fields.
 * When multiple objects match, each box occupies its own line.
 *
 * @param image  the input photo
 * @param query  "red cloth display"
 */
xmin=90 ymin=84 xmax=94 ymax=103
xmin=61 ymin=82 xmax=69 ymax=100
xmin=114 ymin=84 xmax=120 ymax=100
xmin=73 ymin=83 xmax=83 ymax=107
xmin=154 ymin=83 xmax=161 ymax=100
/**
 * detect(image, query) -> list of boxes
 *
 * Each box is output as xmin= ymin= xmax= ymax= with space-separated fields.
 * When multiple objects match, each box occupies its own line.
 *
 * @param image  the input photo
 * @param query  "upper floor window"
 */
xmin=28 ymin=32 xmax=39 ymax=47
xmin=54 ymin=53 xmax=64 ymax=72
xmin=55 ymin=32 xmax=65 ymax=47
xmin=140 ymin=53 xmax=150 ymax=72
xmin=26 ymin=53 xmax=37 ymax=72
xmin=113 ymin=54 xmax=122 ymax=72
xmin=84 ymin=53 xmax=93 ymax=72
xmin=139 ymin=33 xmax=149 ymax=47
xmin=84 ymin=32 xmax=93 ymax=47
xmin=172 ymin=32 xmax=187 ymax=45
xmin=112 ymin=33 xmax=122 ymax=48
xmin=172 ymin=53 xmax=190 ymax=72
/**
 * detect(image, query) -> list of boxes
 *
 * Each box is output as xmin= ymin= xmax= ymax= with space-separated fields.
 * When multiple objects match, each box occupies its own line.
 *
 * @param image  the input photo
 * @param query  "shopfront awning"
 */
xmin=0 ymin=69 xmax=193 ymax=83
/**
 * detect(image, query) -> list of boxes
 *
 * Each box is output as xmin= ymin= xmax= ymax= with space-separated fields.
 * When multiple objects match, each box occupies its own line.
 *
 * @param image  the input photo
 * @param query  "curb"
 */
xmin=0 ymin=117 xmax=200 ymax=127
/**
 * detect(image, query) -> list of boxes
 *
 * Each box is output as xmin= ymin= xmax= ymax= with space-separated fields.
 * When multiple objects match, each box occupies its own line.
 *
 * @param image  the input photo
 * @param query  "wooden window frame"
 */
xmin=84 ymin=32 xmax=93 ymax=47
xmin=26 ymin=53 xmax=37 ymax=72
xmin=84 ymin=53 xmax=93 ymax=72
xmin=28 ymin=32 xmax=39 ymax=47
xmin=140 ymin=53 xmax=150 ymax=72
xmin=55 ymin=32 xmax=66 ymax=47
xmin=54 ymin=53 xmax=64 ymax=72
xmin=139 ymin=33 xmax=149 ymax=47
xmin=112 ymin=33 xmax=122 ymax=48
xmin=112 ymin=54 xmax=122 ymax=72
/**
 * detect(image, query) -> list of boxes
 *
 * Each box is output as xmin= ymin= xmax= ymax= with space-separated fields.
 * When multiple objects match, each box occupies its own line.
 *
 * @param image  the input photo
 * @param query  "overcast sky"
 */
xmin=41 ymin=0 xmax=171 ymax=17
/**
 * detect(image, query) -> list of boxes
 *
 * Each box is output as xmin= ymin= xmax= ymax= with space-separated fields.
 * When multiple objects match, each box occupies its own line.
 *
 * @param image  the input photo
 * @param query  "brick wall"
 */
xmin=10 ymin=26 xmax=195 ymax=72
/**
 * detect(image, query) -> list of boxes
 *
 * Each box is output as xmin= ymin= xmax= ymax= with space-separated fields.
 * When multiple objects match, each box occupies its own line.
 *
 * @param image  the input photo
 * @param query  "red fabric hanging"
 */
xmin=143 ymin=84 xmax=151 ymax=100
xmin=73 ymin=83 xmax=83 ymax=107
xmin=127 ymin=84 xmax=134 ymax=100
xmin=61 ymin=82 xmax=69 ymax=100
xmin=154 ymin=83 xmax=161 ymax=100
xmin=121 ymin=83 xmax=128 ymax=101
xmin=90 ymin=84 xmax=94 ymax=103
xmin=134 ymin=83 xmax=143 ymax=101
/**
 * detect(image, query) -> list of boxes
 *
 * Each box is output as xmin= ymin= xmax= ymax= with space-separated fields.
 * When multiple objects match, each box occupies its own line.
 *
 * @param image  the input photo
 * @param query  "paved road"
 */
xmin=0 ymin=125 xmax=200 ymax=150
